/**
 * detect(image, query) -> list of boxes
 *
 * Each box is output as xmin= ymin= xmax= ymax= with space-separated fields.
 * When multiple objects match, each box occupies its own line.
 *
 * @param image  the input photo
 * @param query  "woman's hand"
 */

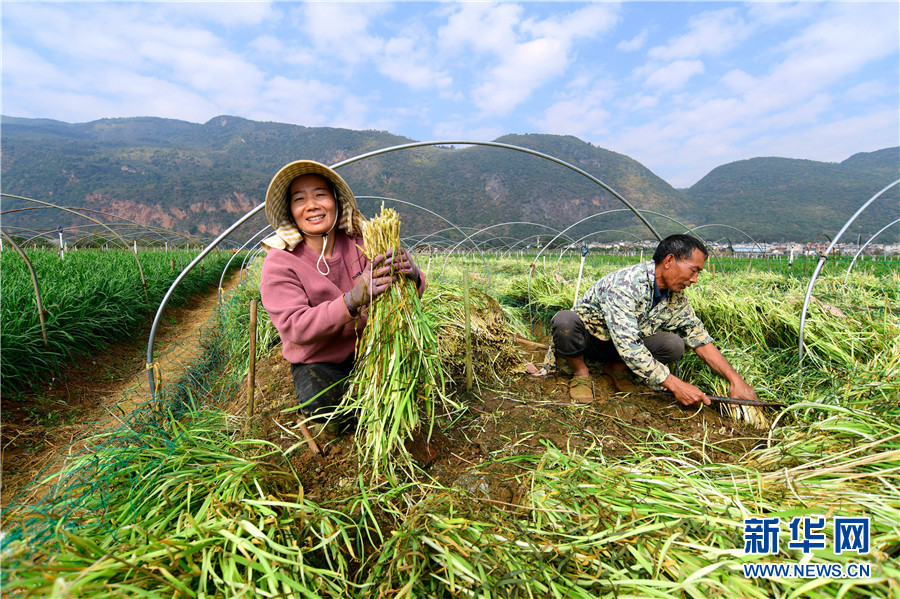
xmin=385 ymin=249 xmax=420 ymax=282
xmin=344 ymin=254 xmax=393 ymax=314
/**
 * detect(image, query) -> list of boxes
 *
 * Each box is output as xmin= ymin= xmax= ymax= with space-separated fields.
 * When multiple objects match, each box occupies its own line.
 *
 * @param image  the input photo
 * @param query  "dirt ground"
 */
xmin=0 ymin=275 xmax=240 ymax=509
xmin=237 ymin=344 xmax=766 ymax=508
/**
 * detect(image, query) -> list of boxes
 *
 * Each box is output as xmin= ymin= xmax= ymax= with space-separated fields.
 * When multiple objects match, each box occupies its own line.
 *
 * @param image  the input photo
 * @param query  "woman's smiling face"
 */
xmin=289 ymin=174 xmax=337 ymax=236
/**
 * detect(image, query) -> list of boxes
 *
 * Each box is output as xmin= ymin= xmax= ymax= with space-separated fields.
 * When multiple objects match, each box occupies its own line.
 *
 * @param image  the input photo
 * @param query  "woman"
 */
xmin=259 ymin=160 xmax=424 ymax=421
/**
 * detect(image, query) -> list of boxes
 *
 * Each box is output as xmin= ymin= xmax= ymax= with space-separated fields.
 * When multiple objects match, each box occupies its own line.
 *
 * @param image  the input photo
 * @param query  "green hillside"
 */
xmin=685 ymin=149 xmax=899 ymax=242
xmin=1 ymin=115 xmax=896 ymax=243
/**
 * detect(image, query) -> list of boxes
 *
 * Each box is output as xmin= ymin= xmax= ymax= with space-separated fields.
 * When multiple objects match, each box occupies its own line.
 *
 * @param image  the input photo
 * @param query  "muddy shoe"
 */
xmin=569 ymin=376 xmax=594 ymax=403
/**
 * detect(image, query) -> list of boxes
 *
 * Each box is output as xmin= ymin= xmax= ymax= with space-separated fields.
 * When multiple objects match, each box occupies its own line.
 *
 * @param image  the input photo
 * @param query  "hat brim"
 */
xmin=263 ymin=160 xmax=364 ymax=249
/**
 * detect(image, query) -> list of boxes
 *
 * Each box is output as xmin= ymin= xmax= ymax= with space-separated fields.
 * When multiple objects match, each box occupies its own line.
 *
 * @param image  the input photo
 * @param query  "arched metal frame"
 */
xmin=355 ymin=195 xmax=491 ymax=282
xmin=439 ymin=221 xmax=572 ymax=252
xmin=2 ymin=204 xmax=208 ymax=248
xmin=470 ymin=236 xmax=525 ymax=253
xmin=403 ymin=226 xmax=481 ymax=249
xmin=436 ymin=221 xmax=582 ymax=279
xmin=803 ymin=233 xmax=833 ymax=277
xmin=798 ymin=179 xmax=900 ymax=376
xmin=2 ymin=194 xmax=151 ymax=304
xmin=526 ymin=208 xmax=701 ymax=319
xmin=555 ymin=229 xmax=644 ymax=266
xmin=145 ymin=140 xmax=661 ymax=398
xmin=239 ymin=245 xmax=268 ymax=282
xmin=682 ymin=224 xmax=764 ymax=273
xmin=216 ymin=226 xmax=271 ymax=302
xmin=1 ymin=230 xmax=49 ymax=347
xmin=683 ymin=224 xmax=763 ymax=254
xmin=843 ymin=218 xmax=900 ymax=283
xmin=502 ymin=233 xmax=572 ymax=257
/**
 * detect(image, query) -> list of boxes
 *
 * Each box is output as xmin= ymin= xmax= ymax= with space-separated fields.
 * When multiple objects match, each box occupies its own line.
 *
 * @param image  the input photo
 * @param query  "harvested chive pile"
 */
xmin=342 ymin=206 xmax=447 ymax=480
xmin=426 ymin=282 xmax=530 ymax=387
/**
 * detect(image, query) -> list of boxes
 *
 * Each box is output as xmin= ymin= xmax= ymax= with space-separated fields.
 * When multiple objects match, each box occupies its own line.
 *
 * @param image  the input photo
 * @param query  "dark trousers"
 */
xmin=290 ymin=359 xmax=353 ymax=420
xmin=551 ymin=310 xmax=685 ymax=365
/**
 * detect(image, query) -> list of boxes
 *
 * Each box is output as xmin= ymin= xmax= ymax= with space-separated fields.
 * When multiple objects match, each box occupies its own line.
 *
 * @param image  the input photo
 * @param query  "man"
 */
xmin=530 ymin=234 xmax=757 ymax=406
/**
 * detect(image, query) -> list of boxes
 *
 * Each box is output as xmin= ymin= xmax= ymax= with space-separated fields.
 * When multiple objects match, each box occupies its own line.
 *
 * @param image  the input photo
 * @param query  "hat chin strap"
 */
xmin=300 ymin=214 xmax=339 ymax=276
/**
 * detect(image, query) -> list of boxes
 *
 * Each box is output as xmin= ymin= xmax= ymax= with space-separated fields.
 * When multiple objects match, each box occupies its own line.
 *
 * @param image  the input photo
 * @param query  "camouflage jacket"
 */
xmin=543 ymin=261 xmax=713 ymax=385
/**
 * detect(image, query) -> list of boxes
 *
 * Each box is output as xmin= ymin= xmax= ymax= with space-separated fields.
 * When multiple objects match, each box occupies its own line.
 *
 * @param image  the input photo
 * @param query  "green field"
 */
xmin=2 ymin=251 xmax=898 ymax=598
xmin=0 ymin=248 xmax=242 ymax=396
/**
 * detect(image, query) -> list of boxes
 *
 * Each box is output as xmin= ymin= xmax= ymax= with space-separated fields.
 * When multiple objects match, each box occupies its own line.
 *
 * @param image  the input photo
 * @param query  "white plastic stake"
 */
xmin=573 ymin=247 xmax=587 ymax=308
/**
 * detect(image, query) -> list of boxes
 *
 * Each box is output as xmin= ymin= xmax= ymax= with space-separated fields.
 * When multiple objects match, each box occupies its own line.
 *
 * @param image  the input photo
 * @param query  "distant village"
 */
xmin=580 ymin=241 xmax=900 ymax=258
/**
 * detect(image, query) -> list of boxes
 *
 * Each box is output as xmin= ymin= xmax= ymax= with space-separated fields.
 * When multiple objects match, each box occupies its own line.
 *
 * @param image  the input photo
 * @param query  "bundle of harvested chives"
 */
xmin=343 ymin=205 xmax=447 ymax=480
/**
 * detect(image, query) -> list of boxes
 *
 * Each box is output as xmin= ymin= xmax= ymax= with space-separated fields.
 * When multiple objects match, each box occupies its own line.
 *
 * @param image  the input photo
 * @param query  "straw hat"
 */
xmin=261 ymin=160 xmax=365 ymax=251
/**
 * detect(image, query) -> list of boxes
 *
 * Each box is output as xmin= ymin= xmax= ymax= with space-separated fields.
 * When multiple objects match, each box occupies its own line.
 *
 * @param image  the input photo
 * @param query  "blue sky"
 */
xmin=3 ymin=1 xmax=897 ymax=187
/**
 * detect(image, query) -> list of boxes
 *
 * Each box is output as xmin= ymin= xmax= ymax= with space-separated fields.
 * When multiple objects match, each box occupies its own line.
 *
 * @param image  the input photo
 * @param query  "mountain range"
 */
xmin=1 ymin=115 xmax=897 ymax=245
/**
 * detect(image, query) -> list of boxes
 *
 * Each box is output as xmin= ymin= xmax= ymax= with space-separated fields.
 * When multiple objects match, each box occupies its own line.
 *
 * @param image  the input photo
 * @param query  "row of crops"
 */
xmin=0 ymin=248 xmax=242 ymax=396
xmin=2 ymin=250 xmax=898 ymax=597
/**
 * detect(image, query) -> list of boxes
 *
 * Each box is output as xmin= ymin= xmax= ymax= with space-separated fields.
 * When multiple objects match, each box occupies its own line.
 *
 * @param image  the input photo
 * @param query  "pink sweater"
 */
xmin=260 ymin=232 xmax=425 ymax=365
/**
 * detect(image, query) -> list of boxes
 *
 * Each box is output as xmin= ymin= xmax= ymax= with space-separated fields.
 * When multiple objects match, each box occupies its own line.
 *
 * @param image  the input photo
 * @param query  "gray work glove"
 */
xmin=343 ymin=254 xmax=393 ymax=315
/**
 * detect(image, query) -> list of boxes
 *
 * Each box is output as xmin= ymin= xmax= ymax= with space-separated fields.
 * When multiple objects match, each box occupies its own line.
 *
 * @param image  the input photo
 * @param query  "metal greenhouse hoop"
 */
xmin=554 ymin=229 xmax=643 ymax=266
xmin=0 ymin=230 xmax=49 ymax=347
xmin=798 ymin=179 xmax=900 ymax=378
xmin=145 ymin=140 xmax=664 ymax=398
xmin=843 ymin=218 xmax=900 ymax=284
xmin=1 ymin=194 xmax=152 ymax=304
xmin=525 ymin=208 xmax=697 ymax=322
xmin=355 ymin=195 xmax=490 ymax=283
xmin=217 ymin=226 xmax=271 ymax=303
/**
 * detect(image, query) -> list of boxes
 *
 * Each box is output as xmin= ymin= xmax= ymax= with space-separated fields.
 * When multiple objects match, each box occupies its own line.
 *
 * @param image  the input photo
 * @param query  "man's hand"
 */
xmin=344 ymin=254 xmax=393 ymax=314
xmin=693 ymin=343 xmax=759 ymax=403
xmin=728 ymin=380 xmax=758 ymax=402
xmin=661 ymin=374 xmax=711 ymax=407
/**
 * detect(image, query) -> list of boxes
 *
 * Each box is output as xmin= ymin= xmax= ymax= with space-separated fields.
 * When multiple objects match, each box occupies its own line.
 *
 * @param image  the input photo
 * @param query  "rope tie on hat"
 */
xmin=302 ymin=208 xmax=339 ymax=276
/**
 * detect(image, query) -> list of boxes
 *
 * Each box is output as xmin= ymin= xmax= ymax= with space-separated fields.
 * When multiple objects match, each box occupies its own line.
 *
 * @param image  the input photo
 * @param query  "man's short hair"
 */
xmin=652 ymin=234 xmax=709 ymax=264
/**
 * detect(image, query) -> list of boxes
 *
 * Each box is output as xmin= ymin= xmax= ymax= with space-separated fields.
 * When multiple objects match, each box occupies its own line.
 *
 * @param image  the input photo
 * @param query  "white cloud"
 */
xmin=617 ymin=29 xmax=648 ymax=53
xmin=297 ymin=3 xmax=387 ymax=64
xmin=138 ymin=30 xmax=264 ymax=99
xmin=437 ymin=3 xmax=522 ymax=55
xmin=630 ymin=94 xmax=659 ymax=111
xmin=534 ymin=93 xmax=611 ymax=138
xmin=333 ymin=94 xmax=379 ymax=132
xmin=749 ymin=109 xmax=900 ymax=164
xmin=845 ymin=80 xmax=894 ymax=103
xmin=444 ymin=4 xmax=619 ymax=116
xmin=642 ymin=60 xmax=705 ymax=91
xmin=758 ymin=93 xmax=832 ymax=130
xmin=739 ymin=4 xmax=897 ymax=118
xmin=474 ymin=37 xmax=569 ymax=115
xmin=634 ymin=8 xmax=752 ymax=93
xmin=524 ymin=4 xmax=620 ymax=40
xmin=249 ymin=35 xmax=316 ymax=67
xmin=1 ymin=42 xmax=82 ymax=98
xmin=380 ymin=36 xmax=453 ymax=91
xmin=254 ymin=75 xmax=340 ymax=126
xmin=648 ymin=7 xmax=753 ymax=60
xmin=720 ymin=69 xmax=757 ymax=95
xmin=1 ymin=1 xmax=895 ymax=191
xmin=432 ymin=119 xmax=504 ymax=143
xmin=158 ymin=1 xmax=276 ymax=28
xmin=616 ymin=2 xmax=898 ymax=185
xmin=747 ymin=2 xmax=817 ymax=26
xmin=98 ymin=70 xmax=221 ymax=122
